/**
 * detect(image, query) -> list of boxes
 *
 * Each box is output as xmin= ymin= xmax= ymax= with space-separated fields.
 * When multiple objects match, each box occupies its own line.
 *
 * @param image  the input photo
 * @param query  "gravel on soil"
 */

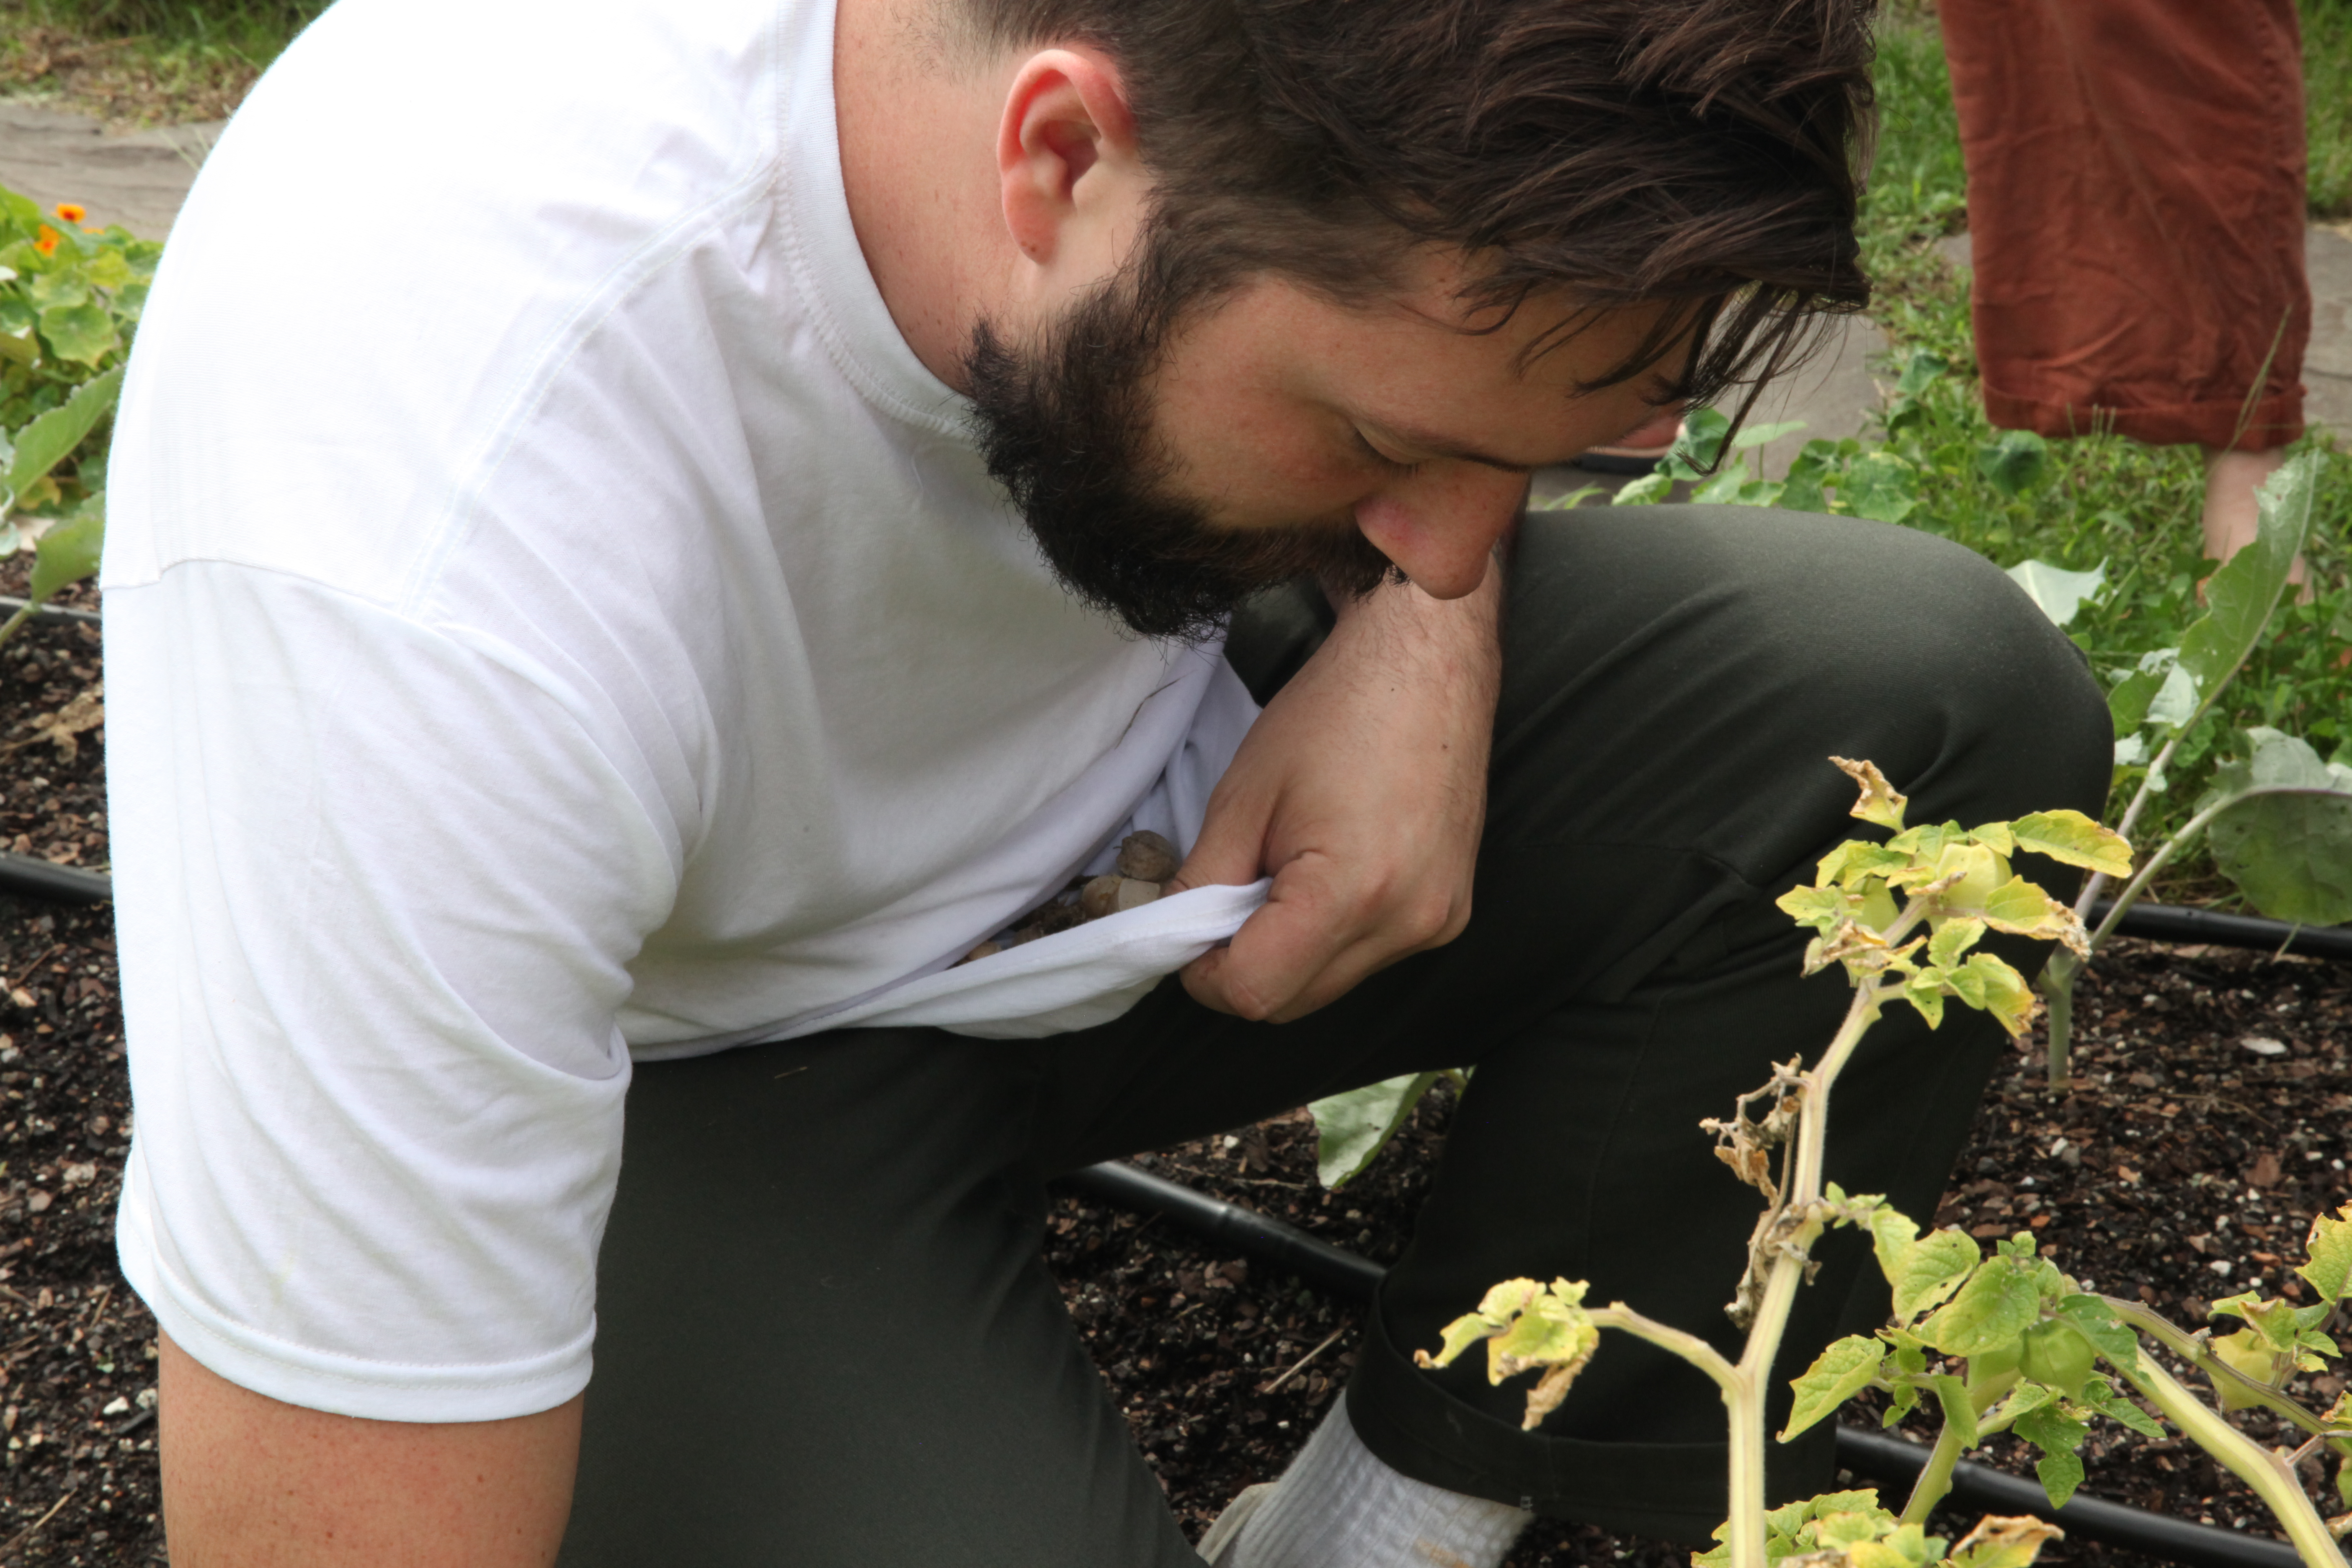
xmin=0 ymin=595 xmax=2346 ymax=1563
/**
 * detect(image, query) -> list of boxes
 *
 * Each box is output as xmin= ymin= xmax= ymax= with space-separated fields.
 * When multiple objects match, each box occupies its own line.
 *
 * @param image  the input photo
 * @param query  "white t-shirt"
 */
xmin=104 ymin=0 xmax=1260 ymax=1421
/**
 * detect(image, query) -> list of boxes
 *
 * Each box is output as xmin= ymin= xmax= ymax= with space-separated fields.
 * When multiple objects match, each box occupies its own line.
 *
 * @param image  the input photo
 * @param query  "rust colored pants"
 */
xmin=1940 ymin=0 xmax=2311 ymax=449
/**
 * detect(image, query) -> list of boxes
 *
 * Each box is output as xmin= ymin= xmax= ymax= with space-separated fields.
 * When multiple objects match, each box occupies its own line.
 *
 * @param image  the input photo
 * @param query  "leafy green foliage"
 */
xmin=0 ymin=185 xmax=155 ymax=432
xmin=0 ymin=183 xmax=140 ymax=647
xmin=2198 ymin=729 xmax=2352 ymax=925
xmin=1308 ymin=1070 xmax=1445 ymax=1189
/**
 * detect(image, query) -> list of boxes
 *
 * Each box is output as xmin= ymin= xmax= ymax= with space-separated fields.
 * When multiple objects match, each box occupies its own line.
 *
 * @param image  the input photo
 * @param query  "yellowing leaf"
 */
xmin=1971 ymin=876 xmax=2084 ymax=950
xmin=1889 ymin=1228 xmax=1981 ymax=1323
xmin=1417 ymin=1311 xmax=1500 ymax=1371
xmin=1778 ymin=884 xmax=1850 ymax=933
xmin=2209 ymin=1327 xmax=2280 ymax=1411
xmin=2008 ymin=810 xmax=2133 ymax=877
xmin=1833 ymin=757 xmax=1909 ymax=830
xmin=1964 ymin=953 xmax=2038 ymax=1037
xmin=2298 ymin=1203 xmax=2352 ymax=1304
xmin=1929 ymin=918 xmax=1987 ymax=968
xmin=1947 ymin=1515 xmax=2065 ymax=1568
xmin=1781 ymin=1335 xmax=1887 ymax=1441
xmin=1871 ymin=1207 xmax=1920 ymax=1287
xmin=1921 ymin=1257 xmax=2042 ymax=1357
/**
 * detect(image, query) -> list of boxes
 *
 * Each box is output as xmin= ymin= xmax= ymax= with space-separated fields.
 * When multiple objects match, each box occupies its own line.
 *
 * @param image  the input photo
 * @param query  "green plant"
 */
xmin=2036 ymin=452 xmax=2352 ymax=1087
xmin=0 ymin=182 xmax=150 ymax=643
xmin=1420 ymin=760 xmax=2352 ymax=1568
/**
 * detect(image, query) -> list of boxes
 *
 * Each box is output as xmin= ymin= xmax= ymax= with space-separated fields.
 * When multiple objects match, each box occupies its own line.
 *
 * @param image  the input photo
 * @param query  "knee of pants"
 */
xmin=1496 ymin=506 xmax=2115 ymax=881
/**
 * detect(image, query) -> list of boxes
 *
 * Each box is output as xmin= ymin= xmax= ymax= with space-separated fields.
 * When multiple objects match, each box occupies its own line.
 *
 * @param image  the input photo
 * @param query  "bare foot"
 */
xmin=2200 ymin=445 xmax=2310 ymax=599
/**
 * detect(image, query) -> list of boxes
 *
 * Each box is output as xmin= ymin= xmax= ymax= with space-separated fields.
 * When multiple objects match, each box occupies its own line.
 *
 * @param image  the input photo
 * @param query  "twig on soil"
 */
xmin=1258 ymin=1326 xmax=1347 ymax=1395
xmin=0 ymin=1485 xmax=77 ymax=1562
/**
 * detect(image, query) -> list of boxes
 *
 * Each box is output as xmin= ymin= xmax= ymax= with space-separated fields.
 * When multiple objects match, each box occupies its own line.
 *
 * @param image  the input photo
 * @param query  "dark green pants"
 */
xmin=561 ymin=507 xmax=2112 ymax=1565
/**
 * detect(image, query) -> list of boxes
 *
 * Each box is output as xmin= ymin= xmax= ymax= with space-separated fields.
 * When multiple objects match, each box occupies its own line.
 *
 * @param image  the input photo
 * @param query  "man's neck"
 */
xmin=834 ymin=0 xmax=1012 ymax=392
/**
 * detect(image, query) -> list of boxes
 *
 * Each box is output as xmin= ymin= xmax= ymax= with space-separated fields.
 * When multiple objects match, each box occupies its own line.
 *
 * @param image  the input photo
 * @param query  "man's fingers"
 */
xmin=1163 ymin=784 xmax=1275 ymax=896
xmin=1179 ymin=866 xmax=1380 ymax=1022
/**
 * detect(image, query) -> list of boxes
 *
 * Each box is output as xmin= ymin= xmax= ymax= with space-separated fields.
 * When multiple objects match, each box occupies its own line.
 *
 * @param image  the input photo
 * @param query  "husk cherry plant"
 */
xmin=1417 ymin=758 xmax=2352 ymax=1568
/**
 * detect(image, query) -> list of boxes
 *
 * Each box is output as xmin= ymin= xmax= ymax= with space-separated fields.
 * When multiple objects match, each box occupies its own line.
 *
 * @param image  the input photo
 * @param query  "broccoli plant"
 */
xmin=1420 ymin=759 xmax=2352 ymax=1568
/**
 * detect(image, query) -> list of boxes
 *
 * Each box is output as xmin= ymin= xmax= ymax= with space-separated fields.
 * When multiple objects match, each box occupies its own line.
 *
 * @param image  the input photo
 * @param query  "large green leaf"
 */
xmin=37 ymin=300 xmax=118 ymax=366
xmin=2176 ymin=452 xmax=2319 ymax=700
xmin=2200 ymin=729 xmax=2352 ymax=926
xmin=1841 ymin=451 xmax=1919 ymax=524
xmin=2003 ymin=559 xmax=2104 ymax=628
xmin=1310 ymin=1070 xmax=1442 ymax=1189
xmin=3 ymin=366 xmax=122 ymax=499
xmin=1977 ymin=430 xmax=2050 ymax=498
xmin=25 ymin=509 xmax=103 ymax=604
xmin=1920 ymin=1256 xmax=2042 ymax=1357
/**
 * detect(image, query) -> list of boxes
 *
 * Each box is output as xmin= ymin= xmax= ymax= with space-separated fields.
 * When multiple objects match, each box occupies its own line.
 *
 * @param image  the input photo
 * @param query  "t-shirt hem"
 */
xmin=116 ymin=1192 xmax=594 ymax=1424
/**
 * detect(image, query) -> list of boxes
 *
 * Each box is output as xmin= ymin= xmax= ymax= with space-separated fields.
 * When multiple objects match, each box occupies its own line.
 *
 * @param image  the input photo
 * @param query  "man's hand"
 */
xmin=1168 ymin=559 xmax=1503 ymax=1022
xmin=160 ymin=1334 xmax=579 ymax=1566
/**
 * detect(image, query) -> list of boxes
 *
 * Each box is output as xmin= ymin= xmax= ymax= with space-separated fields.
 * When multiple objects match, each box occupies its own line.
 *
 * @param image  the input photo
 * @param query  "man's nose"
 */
xmin=1351 ymin=466 xmax=1526 ymax=598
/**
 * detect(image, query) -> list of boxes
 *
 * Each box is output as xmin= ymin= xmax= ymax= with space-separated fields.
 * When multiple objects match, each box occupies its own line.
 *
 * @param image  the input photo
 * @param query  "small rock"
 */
xmin=25 ymin=1191 xmax=49 ymax=1214
xmin=2240 ymin=1035 xmax=2288 ymax=1057
xmin=100 ymin=1397 xmax=128 ymax=1416
xmin=1081 ymin=874 xmax=1126 ymax=920
xmin=2246 ymin=1151 xmax=2283 ymax=1187
xmin=1116 ymin=830 xmax=1179 ymax=883
xmin=2208 ymin=1259 xmax=2234 ymax=1277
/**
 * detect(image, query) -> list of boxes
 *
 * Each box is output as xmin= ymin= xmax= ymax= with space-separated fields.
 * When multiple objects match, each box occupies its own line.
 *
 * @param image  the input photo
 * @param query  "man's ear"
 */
xmin=996 ymin=48 xmax=1142 ymax=266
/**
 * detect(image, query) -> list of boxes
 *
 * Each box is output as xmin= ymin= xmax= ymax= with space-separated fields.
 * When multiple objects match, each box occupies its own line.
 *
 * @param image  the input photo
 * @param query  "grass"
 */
xmin=1852 ymin=8 xmax=2352 ymax=905
xmin=0 ymin=0 xmax=324 ymax=123
xmin=2310 ymin=0 xmax=2352 ymax=219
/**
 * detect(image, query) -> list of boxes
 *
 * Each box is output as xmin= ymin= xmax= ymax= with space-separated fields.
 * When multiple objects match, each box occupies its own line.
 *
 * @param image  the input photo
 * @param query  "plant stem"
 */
xmin=1901 ymin=1419 xmax=1968 ymax=1525
xmin=2116 ymin=1354 xmax=2349 ymax=1568
xmin=0 ymin=601 xmax=33 ymax=653
xmin=2099 ymin=1296 xmax=2338 ymax=1436
xmin=2040 ymin=950 xmax=2079 ymax=1091
xmin=1715 ymin=981 xmax=1887 ymax=1568
xmin=1897 ymin=1399 xmax=2026 ymax=1525
xmin=1586 ymin=1305 xmax=1741 ymax=1394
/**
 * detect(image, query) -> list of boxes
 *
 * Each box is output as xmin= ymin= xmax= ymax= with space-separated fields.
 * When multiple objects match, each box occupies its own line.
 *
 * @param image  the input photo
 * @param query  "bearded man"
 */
xmin=103 ymin=0 xmax=2110 ymax=1562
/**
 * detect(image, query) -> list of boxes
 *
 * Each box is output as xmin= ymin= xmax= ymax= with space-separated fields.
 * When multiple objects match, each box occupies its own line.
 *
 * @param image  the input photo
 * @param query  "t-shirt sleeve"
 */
xmin=107 ymin=562 xmax=681 ymax=1422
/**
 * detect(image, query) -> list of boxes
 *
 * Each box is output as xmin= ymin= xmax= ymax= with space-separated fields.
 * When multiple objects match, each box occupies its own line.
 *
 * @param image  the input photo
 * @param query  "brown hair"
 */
xmin=965 ymin=0 xmax=1878 ymax=410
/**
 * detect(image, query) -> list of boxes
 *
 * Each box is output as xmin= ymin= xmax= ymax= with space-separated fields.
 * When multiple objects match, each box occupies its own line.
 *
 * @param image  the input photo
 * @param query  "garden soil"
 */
xmin=0 ymin=579 xmax=2347 ymax=1565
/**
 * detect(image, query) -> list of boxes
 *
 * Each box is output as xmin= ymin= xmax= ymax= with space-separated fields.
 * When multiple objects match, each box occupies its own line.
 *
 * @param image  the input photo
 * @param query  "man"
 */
xmin=103 ymin=0 xmax=2110 ymax=1563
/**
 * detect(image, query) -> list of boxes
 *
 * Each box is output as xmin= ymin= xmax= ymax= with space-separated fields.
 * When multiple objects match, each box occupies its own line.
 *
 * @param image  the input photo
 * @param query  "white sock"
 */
xmin=1202 ymin=1400 xmax=1534 ymax=1568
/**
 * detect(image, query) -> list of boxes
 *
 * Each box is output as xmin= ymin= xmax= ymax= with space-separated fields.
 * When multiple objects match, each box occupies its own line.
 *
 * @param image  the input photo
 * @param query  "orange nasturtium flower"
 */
xmin=53 ymin=202 xmax=87 ymax=224
xmin=33 ymin=225 xmax=59 ymax=256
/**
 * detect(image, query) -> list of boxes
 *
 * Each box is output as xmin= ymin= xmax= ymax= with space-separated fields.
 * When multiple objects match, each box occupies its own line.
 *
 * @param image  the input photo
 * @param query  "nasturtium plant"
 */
xmin=0 ymin=183 xmax=142 ymax=647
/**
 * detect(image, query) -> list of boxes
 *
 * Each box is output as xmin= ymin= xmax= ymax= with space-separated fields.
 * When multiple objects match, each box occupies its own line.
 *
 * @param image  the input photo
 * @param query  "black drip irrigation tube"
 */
xmin=1063 ymin=1159 xmax=2311 ymax=1568
xmin=0 ymin=596 xmax=101 ymax=629
xmin=2092 ymin=902 xmax=2352 ymax=963
xmin=0 ymin=852 xmax=111 ymax=907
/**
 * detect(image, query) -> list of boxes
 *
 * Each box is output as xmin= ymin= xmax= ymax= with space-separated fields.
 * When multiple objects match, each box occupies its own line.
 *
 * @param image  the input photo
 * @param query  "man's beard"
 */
xmin=962 ymin=262 xmax=1403 ymax=643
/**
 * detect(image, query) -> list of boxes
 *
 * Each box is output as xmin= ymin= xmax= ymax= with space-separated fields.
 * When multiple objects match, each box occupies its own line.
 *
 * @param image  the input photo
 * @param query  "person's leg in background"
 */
xmin=563 ymin=505 xmax=2112 ymax=1565
xmin=1939 ymin=0 xmax=2312 ymax=573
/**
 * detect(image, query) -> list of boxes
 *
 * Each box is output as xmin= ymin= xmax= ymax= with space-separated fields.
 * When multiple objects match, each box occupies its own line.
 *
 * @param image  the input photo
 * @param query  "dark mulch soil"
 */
xmin=0 ymin=594 xmax=2345 ymax=1564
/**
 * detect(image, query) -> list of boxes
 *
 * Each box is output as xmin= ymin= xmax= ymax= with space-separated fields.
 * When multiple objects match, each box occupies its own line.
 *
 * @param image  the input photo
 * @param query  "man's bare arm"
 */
xmin=160 ymin=1333 xmax=580 ymax=1567
xmin=1170 ymin=557 xmax=1504 ymax=1021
